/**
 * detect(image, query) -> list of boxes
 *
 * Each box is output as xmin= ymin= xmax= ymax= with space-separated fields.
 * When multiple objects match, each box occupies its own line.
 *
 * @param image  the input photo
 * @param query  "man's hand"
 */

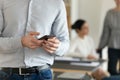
xmin=42 ymin=37 xmax=60 ymax=54
xmin=21 ymin=32 xmax=43 ymax=49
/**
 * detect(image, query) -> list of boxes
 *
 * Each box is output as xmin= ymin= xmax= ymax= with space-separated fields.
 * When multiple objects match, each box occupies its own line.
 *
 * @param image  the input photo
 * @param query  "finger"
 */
xmin=46 ymin=45 xmax=56 ymax=51
xmin=48 ymin=38 xmax=59 ymax=43
xmin=43 ymin=44 xmax=56 ymax=52
xmin=48 ymin=38 xmax=59 ymax=44
xmin=29 ymin=32 xmax=40 ymax=36
xmin=31 ymin=38 xmax=43 ymax=46
xmin=29 ymin=42 xmax=38 ymax=47
xmin=44 ymin=41 xmax=58 ymax=48
xmin=30 ymin=46 xmax=40 ymax=49
xmin=28 ymin=42 xmax=40 ymax=49
xmin=43 ymin=46 xmax=55 ymax=54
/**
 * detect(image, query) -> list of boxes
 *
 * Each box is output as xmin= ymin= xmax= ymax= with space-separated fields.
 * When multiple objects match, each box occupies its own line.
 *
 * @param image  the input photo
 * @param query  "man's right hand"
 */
xmin=21 ymin=32 xmax=43 ymax=49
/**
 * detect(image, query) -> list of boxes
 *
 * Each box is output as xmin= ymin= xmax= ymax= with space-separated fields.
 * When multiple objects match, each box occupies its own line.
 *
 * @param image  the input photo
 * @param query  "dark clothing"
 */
xmin=103 ymin=76 xmax=120 ymax=80
xmin=108 ymin=48 xmax=120 ymax=75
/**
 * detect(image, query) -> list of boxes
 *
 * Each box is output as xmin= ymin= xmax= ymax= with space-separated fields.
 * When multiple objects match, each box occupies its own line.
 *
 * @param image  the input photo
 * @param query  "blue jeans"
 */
xmin=0 ymin=68 xmax=52 ymax=80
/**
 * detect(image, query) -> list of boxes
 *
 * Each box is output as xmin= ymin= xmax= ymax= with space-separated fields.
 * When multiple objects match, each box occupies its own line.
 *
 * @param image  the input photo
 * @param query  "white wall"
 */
xmin=78 ymin=0 xmax=102 ymax=47
xmin=100 ymin=0 xmax=115 ymax=35
xmin=71 ymin=0 xmax=80 ymax=24
xmin=71 ymin=0 xmax=81 ymax=39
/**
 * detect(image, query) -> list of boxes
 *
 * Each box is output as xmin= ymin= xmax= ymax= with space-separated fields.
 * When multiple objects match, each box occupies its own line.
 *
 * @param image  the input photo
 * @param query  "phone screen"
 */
xmin=37 ymin=35 xmax=55 ymax=40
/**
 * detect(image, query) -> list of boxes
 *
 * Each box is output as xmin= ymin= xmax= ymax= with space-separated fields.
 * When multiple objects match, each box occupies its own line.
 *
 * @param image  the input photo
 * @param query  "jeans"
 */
xmin=108 ymin=48 xmax=120 ymax=75
xmin=0 ymin=68 xmax=52 ymax=80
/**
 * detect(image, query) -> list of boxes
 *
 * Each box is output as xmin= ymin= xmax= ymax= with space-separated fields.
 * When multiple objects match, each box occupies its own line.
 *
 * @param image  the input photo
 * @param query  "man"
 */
xmin=0 ymin=0 xmax=69 ymax=80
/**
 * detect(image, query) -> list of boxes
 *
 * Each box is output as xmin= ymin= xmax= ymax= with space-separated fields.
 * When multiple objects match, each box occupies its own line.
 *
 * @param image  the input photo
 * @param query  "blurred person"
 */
xmin=92 ymin=68 xmax=110 ymax=80
xmin=98 ymin=0 xmax=120 ymax=75
xmin=92 ymin=68 xmax=120 ymax=80
xmin=65 ymin=19 xmax=98 ymax=59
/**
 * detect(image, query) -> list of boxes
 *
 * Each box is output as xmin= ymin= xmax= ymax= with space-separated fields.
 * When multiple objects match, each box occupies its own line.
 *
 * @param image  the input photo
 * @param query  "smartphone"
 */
xmin=37 ymin=35 xmax=55 ymax=40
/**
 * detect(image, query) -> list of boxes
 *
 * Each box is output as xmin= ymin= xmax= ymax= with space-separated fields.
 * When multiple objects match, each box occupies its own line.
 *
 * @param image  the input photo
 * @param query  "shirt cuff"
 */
xmin=14 ymin=37 xmax=23 ymax=49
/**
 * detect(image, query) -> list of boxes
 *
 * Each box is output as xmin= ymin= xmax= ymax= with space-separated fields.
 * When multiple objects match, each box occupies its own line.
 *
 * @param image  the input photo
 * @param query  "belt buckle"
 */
xmin=19 ymin=68 xmax=30 ymax=75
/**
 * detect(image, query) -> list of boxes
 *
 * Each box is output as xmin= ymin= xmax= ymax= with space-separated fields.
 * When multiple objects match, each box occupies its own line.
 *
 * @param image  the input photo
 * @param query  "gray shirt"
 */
xmin=99 ymin=9 xmax=120 ymax=49
xmin=0 ymin=0 xmax=69 ymax=67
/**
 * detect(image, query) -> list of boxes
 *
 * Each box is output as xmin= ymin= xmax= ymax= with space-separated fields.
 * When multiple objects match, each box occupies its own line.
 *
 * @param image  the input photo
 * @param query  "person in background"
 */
xmin=92 ymin=68 xmax=110 ymax=80
xmin=98 ymin=0 xmax=120 ymax=75
xmin=65 ymin=19 xmax=98 ymax=59
xmin=92 ymin=68 xmax=120 ymax=80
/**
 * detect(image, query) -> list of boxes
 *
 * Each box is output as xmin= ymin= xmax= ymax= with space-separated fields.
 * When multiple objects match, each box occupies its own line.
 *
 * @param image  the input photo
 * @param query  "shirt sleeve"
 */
xmin=51 ymin=0 xmax=70 ymax=56
xmin=0 ymin=1 xmax=23 ymax=52
xmin=98 ymin=11 xmax=111 ymax=49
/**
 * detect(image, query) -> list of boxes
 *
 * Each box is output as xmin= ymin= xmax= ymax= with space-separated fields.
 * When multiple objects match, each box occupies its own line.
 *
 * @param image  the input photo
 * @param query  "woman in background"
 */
xmin=98 ymin=0 xmax=120 ymax=75
xmin=65 ymin=19 xmax=98 ymax=59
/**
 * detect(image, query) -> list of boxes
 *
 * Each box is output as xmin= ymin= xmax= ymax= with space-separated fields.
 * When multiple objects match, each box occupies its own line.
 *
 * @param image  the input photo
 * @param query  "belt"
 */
xmin=1 ymin=65 xmax=50 ymax=75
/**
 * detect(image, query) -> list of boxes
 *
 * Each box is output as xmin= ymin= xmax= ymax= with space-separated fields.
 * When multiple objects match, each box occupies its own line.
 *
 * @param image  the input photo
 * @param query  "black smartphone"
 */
xmin=37 ymin=35 xmax=55 ymax=41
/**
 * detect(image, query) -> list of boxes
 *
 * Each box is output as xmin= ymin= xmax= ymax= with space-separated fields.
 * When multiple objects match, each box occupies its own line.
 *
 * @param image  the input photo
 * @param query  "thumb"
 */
xmin=29 ymin=31 xmax=40 ymax=36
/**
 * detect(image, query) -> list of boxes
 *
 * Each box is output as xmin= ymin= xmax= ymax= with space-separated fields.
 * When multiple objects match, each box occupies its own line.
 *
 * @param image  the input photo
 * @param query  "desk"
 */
xmin=52 ymin=58 xmax=106 ymax=80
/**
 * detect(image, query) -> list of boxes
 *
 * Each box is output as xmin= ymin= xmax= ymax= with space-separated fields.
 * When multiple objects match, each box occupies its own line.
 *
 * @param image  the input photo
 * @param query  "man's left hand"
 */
xmin=42 ymin=37 xmax=60 ymax=54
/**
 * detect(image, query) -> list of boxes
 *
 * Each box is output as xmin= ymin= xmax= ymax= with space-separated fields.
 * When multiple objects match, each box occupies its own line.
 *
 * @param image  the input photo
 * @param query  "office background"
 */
xmin=63 ymin=0 xmax=116 ymax=70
